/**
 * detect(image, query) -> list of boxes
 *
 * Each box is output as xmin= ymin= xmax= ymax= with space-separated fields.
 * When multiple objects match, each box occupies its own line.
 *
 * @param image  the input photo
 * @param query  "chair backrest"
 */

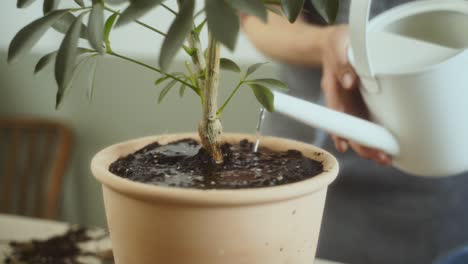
xmin=0 ymin=118 xmax=72 ymax=219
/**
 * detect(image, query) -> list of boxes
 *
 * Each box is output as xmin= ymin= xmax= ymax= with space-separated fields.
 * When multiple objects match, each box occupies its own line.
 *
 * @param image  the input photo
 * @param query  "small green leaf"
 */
xmin=158 ymin=79 xmax=177 ymax=103
xmin=281 ymin=0 xmax=304 ymax=23
xmin=199 ymin=69 xmax=206 ymax=80
xmin=155 ymin=75 xmax=170 ymax=85
xmin=116 ymin=0 xmax=164 ymax=27
xmin=52 ymin=12 xmax=88 ymax=39
xmin=246 ymin=62 xmax=268 ymax=77
xmin=17 ymin=0 xmax=37 ymax=8
xmin=34 ymin=51 xmax=57 ymax=74
xmin=179 ymin=83 xmax=186 ymax=97
xmin=228 ymin=0 xmax=267 ymax=22
xmin=311 ymin=0 xmax=339 ymax=24
xmin=159 ymin=0 xmax=195 ymax=70
xmin=220 ymin=58 xmax=241 ymax=73
xmin=86 ymin=57 xmax=99 ymax=101
xmin=55 ymin=13 xmax=85 ymax=109
xmin=43 ymin=0 xmax=59 ymax=14
xmin=8 ymin=9 xmax=68 ymax=63
xmin=73 ymin=0 xmax=85 ymax=7
xmin=182 ymin=46 xmax=196 ymax=56
xmin=205 ymin=0 xmax=239 ymax=50
xmin=246 ymin=78 xmax=288 ymax=91
xmin=88 ymin=2 xmax=105 ymax=54
xmin=104 ymin=12 xmax=119 ymax=46
xmin=248 ymin=83 xmax=274 ymax=112
xmin=193 ymin=19 xmax=206 ymax=34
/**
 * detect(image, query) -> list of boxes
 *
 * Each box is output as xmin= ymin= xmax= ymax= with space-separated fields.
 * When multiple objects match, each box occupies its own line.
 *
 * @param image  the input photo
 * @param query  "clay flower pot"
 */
xmin=91 ymin=133 xmax=338 ymax=264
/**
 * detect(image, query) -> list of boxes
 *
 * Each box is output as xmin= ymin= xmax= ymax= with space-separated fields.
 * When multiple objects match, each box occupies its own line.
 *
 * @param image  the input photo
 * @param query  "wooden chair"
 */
xmin=0 ymin=118 xmax=72 ymax=219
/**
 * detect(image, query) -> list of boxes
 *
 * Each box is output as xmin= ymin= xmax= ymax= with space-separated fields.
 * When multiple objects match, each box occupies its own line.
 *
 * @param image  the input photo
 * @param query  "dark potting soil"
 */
xmin=4 ymin=227 xmax=113 ymax=264
xmin=109 ymin=139 xmax=324 ymax=190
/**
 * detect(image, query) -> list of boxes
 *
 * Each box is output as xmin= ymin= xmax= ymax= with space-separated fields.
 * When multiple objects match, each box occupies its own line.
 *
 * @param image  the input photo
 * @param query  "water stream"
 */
xmin=253 ymin=108 xmax=266 ymax=153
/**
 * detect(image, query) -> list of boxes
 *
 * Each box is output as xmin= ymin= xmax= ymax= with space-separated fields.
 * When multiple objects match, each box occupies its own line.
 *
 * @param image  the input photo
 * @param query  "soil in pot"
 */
xmin=109 ymin=139 xmax=324 ymax=190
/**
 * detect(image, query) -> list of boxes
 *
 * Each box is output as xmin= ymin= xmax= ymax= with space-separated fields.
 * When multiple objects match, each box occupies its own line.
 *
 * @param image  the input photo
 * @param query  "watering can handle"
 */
xmin=350 ymin=0 xmax=380 ymax=93
xmin=273 ymin=91 xmax=400 ymax=156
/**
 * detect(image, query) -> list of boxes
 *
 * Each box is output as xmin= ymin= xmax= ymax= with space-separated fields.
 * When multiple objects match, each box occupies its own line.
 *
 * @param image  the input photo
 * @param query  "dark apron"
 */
xmin=261 ymin=1 xmax=468 ymax=263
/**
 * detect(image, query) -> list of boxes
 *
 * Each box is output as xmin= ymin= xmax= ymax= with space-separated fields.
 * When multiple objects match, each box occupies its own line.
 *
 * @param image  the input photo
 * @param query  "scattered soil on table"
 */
xmin=110 ymin=139 xmax=323 ymax=189
xmin=4 ymin=227 xmax=113 ymax=264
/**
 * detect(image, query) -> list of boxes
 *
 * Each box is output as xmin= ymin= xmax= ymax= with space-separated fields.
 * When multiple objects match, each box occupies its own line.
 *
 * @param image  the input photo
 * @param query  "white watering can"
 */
xmin=273 ymin=0 xmax=468 ymax=177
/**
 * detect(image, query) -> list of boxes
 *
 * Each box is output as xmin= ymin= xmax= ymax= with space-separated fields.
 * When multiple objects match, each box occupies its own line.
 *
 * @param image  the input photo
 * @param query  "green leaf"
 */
xmin=159 ymin=0 xmax=195 ymax=70
xmin=228 ymin=0 xmax=267 ymax=22
xmin=88 ymin=2 xmax=105 ymax=54
xmin=17 ymin=0 xmax=37 ymax=8
xmin=104 ymin=13 xmax=119 ymax=45
xmin=8 ymin=9 xmax=68 ymax=63
xmin=281 ymin=0 xmax=304 ymax=23
xmin=158 ymin=79 xmax=177 ymax=103
xmin=179 ymin=83 xmax=186 ymax=97
xmin=34 ymin=51 xmax=57 ymax=74
xmin=52 ymin=12 xmax=88 ymax=39
xmin=311 ymin=0 xmax=339 ymax=24
xmin=86 ymin=57 xmax=99 ymax=100
xmin=246 ymin=78 xmax=288 ymax=91
xmin=266 ymin=5 xmax=283 ymax=16
xmin=73 ymin=0 xmax=85 ymax=7
xmin=155 ymin=75 xmax=169 ymax=85
xmin=34 ymin=48 xmax=90 ymax=74
xmin=205 ymin=0 xmax=239 ymax=50
xmin=155 ymin=72 xmax=183 ymax=85
xmin=116 ymin=0 xmax=164 ymax=27
xmin=55 ymin=13 xmax=85 ymax=109
xmin=248 ymin=83 xmax=274 ymax=112
xmin=220 ymin=58 xmax=241 ymax=73
xmin=43 ymin=0 xmax=59 ymax=14
xmin=182 ymin=46 xmax=196 ymax=56
xmin=193 ymin=19 xmax=206 ymax=34
xmin=246 ymin=62 xmax=267 ymax=77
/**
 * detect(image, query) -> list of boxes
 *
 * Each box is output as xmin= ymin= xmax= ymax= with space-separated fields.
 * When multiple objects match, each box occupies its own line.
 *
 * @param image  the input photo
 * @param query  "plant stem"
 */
xmin=217 ymin=80 xmax=243 ymax=116
xmin=187 ymin=33 xmax=206 ymax=89
xmin=104 ymin=7 xmax=167 ymax=37
xmin=194 ymin=8 xmax=205 ymax=18
xmin=108 ymin=51 xmax=199 ymax=95
xmin=161 ymin=3 xmax=178 ymax=15
xmin=70 ymin=7 xmax=91 ymax=12
xmin=182 ymin=0 xmax=205 ymax=90
xmin=198 ymin=33 xmax=223 ymax=163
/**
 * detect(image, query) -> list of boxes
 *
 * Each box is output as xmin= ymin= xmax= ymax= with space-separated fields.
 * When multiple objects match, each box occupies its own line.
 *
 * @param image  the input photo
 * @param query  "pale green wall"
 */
xmin=0 ymin=52 xmax=279 ymax=227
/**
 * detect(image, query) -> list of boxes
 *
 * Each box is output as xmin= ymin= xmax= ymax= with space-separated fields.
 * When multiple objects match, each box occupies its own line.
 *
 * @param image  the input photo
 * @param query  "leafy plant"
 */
xmin=9 ymin=0 xmax=338 ymax=163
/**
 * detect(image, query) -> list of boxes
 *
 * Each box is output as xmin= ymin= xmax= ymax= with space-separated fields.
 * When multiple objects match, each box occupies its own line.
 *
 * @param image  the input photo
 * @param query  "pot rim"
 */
xmin=91 ymin=133 xmax=339 ymax=206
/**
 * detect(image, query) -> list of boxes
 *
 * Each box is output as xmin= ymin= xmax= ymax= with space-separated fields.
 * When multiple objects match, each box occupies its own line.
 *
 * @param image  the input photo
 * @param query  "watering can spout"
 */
xmin=272 ymin=91 xmax=400 ymax=156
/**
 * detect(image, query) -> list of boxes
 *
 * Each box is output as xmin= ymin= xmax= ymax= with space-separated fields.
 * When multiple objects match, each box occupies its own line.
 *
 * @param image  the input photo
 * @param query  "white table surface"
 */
xmin=0 ymin=214 xmax=342 ymax=264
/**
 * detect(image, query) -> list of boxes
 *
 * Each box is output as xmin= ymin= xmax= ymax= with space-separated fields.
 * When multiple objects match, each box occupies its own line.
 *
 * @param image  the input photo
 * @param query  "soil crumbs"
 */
xmin=3 ymin=227 xmax=113 ymax=264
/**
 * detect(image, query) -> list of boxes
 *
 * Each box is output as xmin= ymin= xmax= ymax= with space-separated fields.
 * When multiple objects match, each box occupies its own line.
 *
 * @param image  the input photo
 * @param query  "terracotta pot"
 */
xmin=91 ymin=133 xmax=339 ymax=264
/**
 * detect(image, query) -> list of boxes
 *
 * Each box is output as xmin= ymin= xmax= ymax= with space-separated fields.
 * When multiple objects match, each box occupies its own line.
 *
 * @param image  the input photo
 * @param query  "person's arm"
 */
xmin=241 ymin=12 xmax=328 ymax=66
xmin=242 ymin=12 xmax=392 ymax=165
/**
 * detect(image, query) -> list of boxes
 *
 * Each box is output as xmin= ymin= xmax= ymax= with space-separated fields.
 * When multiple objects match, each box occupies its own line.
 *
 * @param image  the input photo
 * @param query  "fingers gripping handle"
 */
xmin=350 ymin=0 xmax=380 ymax=93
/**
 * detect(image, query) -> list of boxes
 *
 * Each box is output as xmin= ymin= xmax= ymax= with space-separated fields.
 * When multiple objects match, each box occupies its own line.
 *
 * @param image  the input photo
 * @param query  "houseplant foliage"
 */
xmin=9 ymin=0 xmax=339 ymax=163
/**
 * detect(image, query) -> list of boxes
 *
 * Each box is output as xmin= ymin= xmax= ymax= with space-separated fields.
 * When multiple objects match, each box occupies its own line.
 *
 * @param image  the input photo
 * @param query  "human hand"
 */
xmin=320 ymin=25 xmax=392 ymax=165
